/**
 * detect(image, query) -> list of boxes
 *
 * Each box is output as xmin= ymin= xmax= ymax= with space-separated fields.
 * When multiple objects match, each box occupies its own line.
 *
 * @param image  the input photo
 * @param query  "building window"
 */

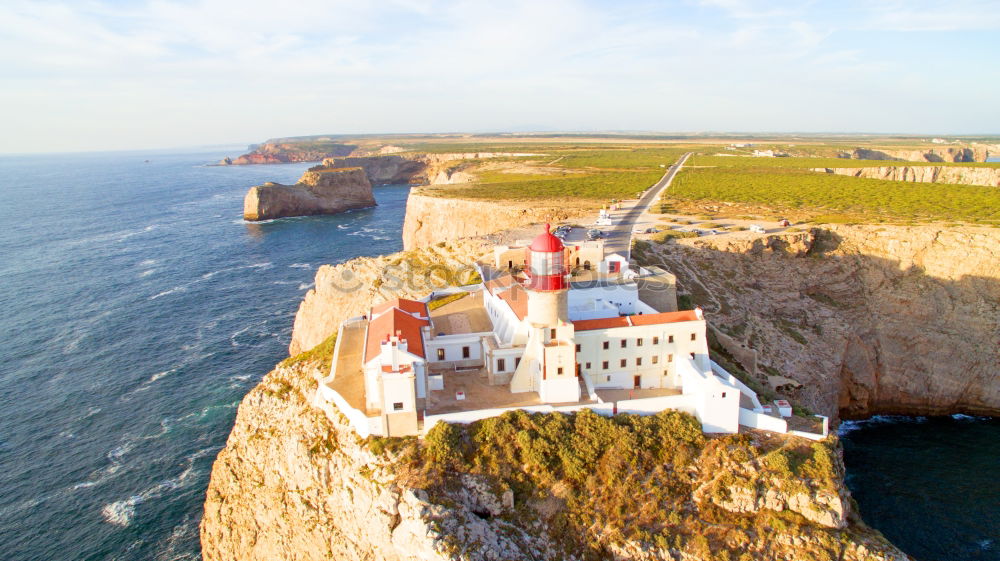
xmin=498 ymin=358 xmax=506 ymax=372
xmin=557 ymin=367 xmax=564 ymax=375
xmin=575 ymin=344 xmax=581 ymax=352
xmin=462 ymin=346 xmax=470 ymax=359
xmin=437 ymin=348 xmax=445 ymax=360
xmin=691 ymin=333 xmax=697 ymax=341
xmin=620 ymin=359 xmax=627 ymax=367
xmin=668 ymin=335 xmax=674 ymax=343
xmin=515 ymin=357 xmax=521 ymax=368
xmin=620 ymin=339 xmax=627 ymax=348
xmin=606 ymin=375 xmax=611 ymax=382
xmin=668 ymin=354 xmax=673 ymax=362
xmin=689 ymin=352 xmax=695 ymax=359
xmin=653 ymin=336 xmax=659 ymax=345
xmin=636 ymin=357 xmax=642 ymax=366
xmin=637 ymin=338 xmax=643 ymax=346
xmin=393 ymin=402 xmax=404 ymax=411
xmin=585 ymin=362 xmax=591 ymax=369
xmin=550 ymin=328 xmax=556 ymax=339
xmin=652 ymin=355 xmax=659 ymax=364
xmin=722 ymin=392 xmax=727 ymax=399
xmin=603 ymin=341 xmax=609 ymax=350
xmin=602 ymin=361 xmax=609 ymax=370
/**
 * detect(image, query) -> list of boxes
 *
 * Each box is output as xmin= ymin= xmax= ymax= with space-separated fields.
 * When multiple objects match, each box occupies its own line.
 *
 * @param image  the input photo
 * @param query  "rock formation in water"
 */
xmin=645 ymin=226 xmax=1000 ymax=419
xmin=243 ymin=167 xmax=375 ymax=221
xmin=401 ymin=191 xmax=585 ymax=250
xmin=813 ymin=166 xmax=1000 ymax=187
xmin=222 ymin=141 xmax=358 ymax=165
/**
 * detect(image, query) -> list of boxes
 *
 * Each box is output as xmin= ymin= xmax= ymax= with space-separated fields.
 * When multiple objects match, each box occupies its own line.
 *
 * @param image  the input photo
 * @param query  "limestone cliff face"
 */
xmin=288 ymin=238 xmax=493 ymax=355
xmin=846 ymin=144 xmax=999 ymax=163
xmin=322 ymin=155 xmax=428 ymax=185
xmin=243 ymin=167 xmax=375 ymax=221
xmin=814 ymin=166 xmax=1000 ymax=187
xmin=650 ymin=225 xmax=1000 ymax=419
xmin=401 ymin=191 xmax=583 ymax=250
xmin=321 ymin=152 xmax=538 ymax=186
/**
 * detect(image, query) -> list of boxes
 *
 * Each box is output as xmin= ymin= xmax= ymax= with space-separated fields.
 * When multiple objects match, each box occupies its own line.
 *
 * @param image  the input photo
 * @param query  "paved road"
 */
xmin=603 ymin=152 xmax=692 ymax=257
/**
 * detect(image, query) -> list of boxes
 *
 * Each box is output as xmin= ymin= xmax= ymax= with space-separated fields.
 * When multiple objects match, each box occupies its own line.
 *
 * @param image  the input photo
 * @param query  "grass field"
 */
xmin=667 ymin=166 xmax=1000 ymax=225
xmin=425 ymin=145 xmax=688 ymax=201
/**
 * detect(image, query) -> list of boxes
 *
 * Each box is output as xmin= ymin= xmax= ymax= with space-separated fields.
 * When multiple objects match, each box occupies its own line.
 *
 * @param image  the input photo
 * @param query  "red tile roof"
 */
xmin=364 ymin=308 xmax=429 ymax=363
xmin=573 ymin=310 xmax=700 ymax=331
xmin=371 ymin=298 xmax=428 ymax=318
xmin=498 ymin=283 xmax=528 ymax=320
xmin=485 ymin=275 xmax=517 ymax=295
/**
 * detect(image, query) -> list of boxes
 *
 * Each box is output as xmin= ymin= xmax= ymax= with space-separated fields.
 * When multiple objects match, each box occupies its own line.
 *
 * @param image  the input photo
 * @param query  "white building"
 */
xmin=318 ymin=225 xmax=826 ymax=440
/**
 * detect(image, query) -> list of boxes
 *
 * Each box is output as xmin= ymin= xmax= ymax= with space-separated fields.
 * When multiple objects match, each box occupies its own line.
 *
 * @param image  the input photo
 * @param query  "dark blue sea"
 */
xmin=0 ymin=148 xmax=409 ymax=560
xmin=0 ymin=149 xmax=996 ymax=561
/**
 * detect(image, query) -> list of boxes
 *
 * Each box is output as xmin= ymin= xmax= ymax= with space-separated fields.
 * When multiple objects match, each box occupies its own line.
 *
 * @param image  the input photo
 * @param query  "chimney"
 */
xmin=695 ymin=306 xmax=704 ymax=320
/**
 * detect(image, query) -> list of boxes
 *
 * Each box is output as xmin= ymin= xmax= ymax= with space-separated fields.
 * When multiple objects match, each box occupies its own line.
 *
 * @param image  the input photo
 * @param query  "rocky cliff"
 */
xmin=845 ymin=144 xmax=999 ymax=163
xmin=814 ymin=166 xmax=1000 ymax=187
xmin=401 ymin=191 xmax=585 ymax=250
xmin=202 ymin=356 xmax=909 ymax=561
xmin=243 ymin=167 xmax=375 ymax=221
xmin=320 ymin=152 xmax=539 ymax=186
xmin=223 ymin=141 xmax=357 ymax=165
xmin=644 ymin=225 xmax=1000 ymax=419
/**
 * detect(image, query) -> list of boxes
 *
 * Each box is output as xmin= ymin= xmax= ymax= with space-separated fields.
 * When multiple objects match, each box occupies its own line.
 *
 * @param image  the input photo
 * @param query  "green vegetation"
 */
xmin=650 ymin=229 xmax=699 ymax=243
xmin=389 ymin=410 xmax=861 ymax=560
xmin=281 ymin=333 xmax=337 ymax=368
xmin=668 ymin=165 xmax=1000 ymax=225
xmin=433 ymin=170 xmax=665 ymax=201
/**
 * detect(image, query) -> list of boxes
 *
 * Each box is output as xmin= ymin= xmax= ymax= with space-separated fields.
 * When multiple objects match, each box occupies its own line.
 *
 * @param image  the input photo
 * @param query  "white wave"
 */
xmin=150 ymin=285 xmax=188 ymax=300
xmin=289 ymin=263 xmax=312 ymax=269
xmin=101 ymin=446 xmax=218 ymax=528
xmin=138 ymin=269 xmax=157 ymax=278
xmin=139 ymin=259 xmax=158 ymax=266
xmin=271 ymin=280 xmax=299 ymax=285
xmin=951 ymin=413 xmax=990 ymax=421
xmin=298 ymin=282 xmax=314 ymax=290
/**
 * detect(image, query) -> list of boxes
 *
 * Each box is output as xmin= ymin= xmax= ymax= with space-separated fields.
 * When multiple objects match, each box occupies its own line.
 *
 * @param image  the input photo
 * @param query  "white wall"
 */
xmin=739 ymin=408 xmax=788 ymax=433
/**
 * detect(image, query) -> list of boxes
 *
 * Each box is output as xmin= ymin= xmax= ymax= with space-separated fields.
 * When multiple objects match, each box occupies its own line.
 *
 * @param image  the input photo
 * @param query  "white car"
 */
xmin=749 ymin=224 xmax=766 ymax=233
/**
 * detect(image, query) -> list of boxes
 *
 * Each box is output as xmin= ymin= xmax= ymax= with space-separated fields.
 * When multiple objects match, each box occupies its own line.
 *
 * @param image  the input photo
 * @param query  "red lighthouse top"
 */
xmin=529 ymin=223 xmax=564 ymax=252
xmin=525 ymin=224 xmax=567 ymax=291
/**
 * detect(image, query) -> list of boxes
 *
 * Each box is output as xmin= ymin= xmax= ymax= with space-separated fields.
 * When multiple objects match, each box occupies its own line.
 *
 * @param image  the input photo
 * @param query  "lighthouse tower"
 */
xmin=509 ymin=224 xmax=581 ymax=403
xmin=525 ymin=223 xmax=569 ymax=324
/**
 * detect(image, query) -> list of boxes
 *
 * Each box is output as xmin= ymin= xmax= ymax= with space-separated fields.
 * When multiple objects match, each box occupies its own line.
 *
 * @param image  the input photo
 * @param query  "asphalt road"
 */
xmin=603 ymin=152 xmax=692 ymax=257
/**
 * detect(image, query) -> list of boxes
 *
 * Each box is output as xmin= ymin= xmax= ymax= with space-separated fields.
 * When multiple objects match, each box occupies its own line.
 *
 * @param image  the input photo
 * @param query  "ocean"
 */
xmin=0 ymin=148 xmax=409 ymax=560
xmin=0 ymin=148 xmax=995 ymax=561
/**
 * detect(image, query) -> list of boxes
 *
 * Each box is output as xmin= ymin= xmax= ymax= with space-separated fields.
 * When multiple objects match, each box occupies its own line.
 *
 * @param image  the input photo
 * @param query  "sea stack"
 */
xmin=243 ymin=167 xmax=375 ymax=221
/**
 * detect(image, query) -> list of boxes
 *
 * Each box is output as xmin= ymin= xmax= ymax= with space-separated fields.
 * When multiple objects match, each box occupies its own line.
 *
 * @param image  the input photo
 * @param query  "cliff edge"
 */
xmin=243 ymin=167 xmax=375 ymax=221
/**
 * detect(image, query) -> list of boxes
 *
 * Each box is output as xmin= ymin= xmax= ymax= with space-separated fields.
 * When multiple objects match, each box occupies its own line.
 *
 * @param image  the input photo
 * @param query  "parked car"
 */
xmin=749 ymin=224 xmax=766 ymax=233
xmin=778 ymin=219 xmax=791 ymax=227
xmin=644 ymin=227 xmax=660 ymax=234
xmin=586 ymin=229 xmax=603 ymax=240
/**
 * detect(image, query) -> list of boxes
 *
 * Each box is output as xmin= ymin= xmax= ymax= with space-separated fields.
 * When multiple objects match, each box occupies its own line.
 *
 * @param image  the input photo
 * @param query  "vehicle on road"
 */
xmin=749 ymin=224 xmax=766 ymax=233
xmin=586 ymin=229 xmax=603 ymax=240
xmin=644 ymin=227 xmax=659 ymax=233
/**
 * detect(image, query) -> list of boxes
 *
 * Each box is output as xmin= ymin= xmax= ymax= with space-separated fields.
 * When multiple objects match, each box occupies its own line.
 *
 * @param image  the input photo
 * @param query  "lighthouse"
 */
xmin=509 ymin=224 xmax=581 ymax=403
xmin=525 ymin=223 xmax=569 ymax=325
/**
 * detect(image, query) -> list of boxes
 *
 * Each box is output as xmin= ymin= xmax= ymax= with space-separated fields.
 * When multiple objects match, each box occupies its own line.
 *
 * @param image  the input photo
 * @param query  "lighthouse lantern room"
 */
xmin=525 ymin=223 xmax=567 ymax=291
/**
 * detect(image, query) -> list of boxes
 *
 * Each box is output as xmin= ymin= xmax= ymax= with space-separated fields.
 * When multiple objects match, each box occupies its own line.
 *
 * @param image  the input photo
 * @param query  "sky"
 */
xmin=1 ymin=0 xmax=999 ymax=153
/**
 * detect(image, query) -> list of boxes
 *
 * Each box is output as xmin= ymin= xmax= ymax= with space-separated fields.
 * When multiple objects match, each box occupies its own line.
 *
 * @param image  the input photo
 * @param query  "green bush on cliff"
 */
xmin=281 ymin=333 xmax=338 ymax=368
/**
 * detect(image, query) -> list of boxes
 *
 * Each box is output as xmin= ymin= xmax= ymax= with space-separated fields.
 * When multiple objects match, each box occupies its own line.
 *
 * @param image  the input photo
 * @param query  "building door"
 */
xmin=633 ymin=375 xmax=641 ymax=389
xmin=576 ymin=363 xmax=581 ymax=377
